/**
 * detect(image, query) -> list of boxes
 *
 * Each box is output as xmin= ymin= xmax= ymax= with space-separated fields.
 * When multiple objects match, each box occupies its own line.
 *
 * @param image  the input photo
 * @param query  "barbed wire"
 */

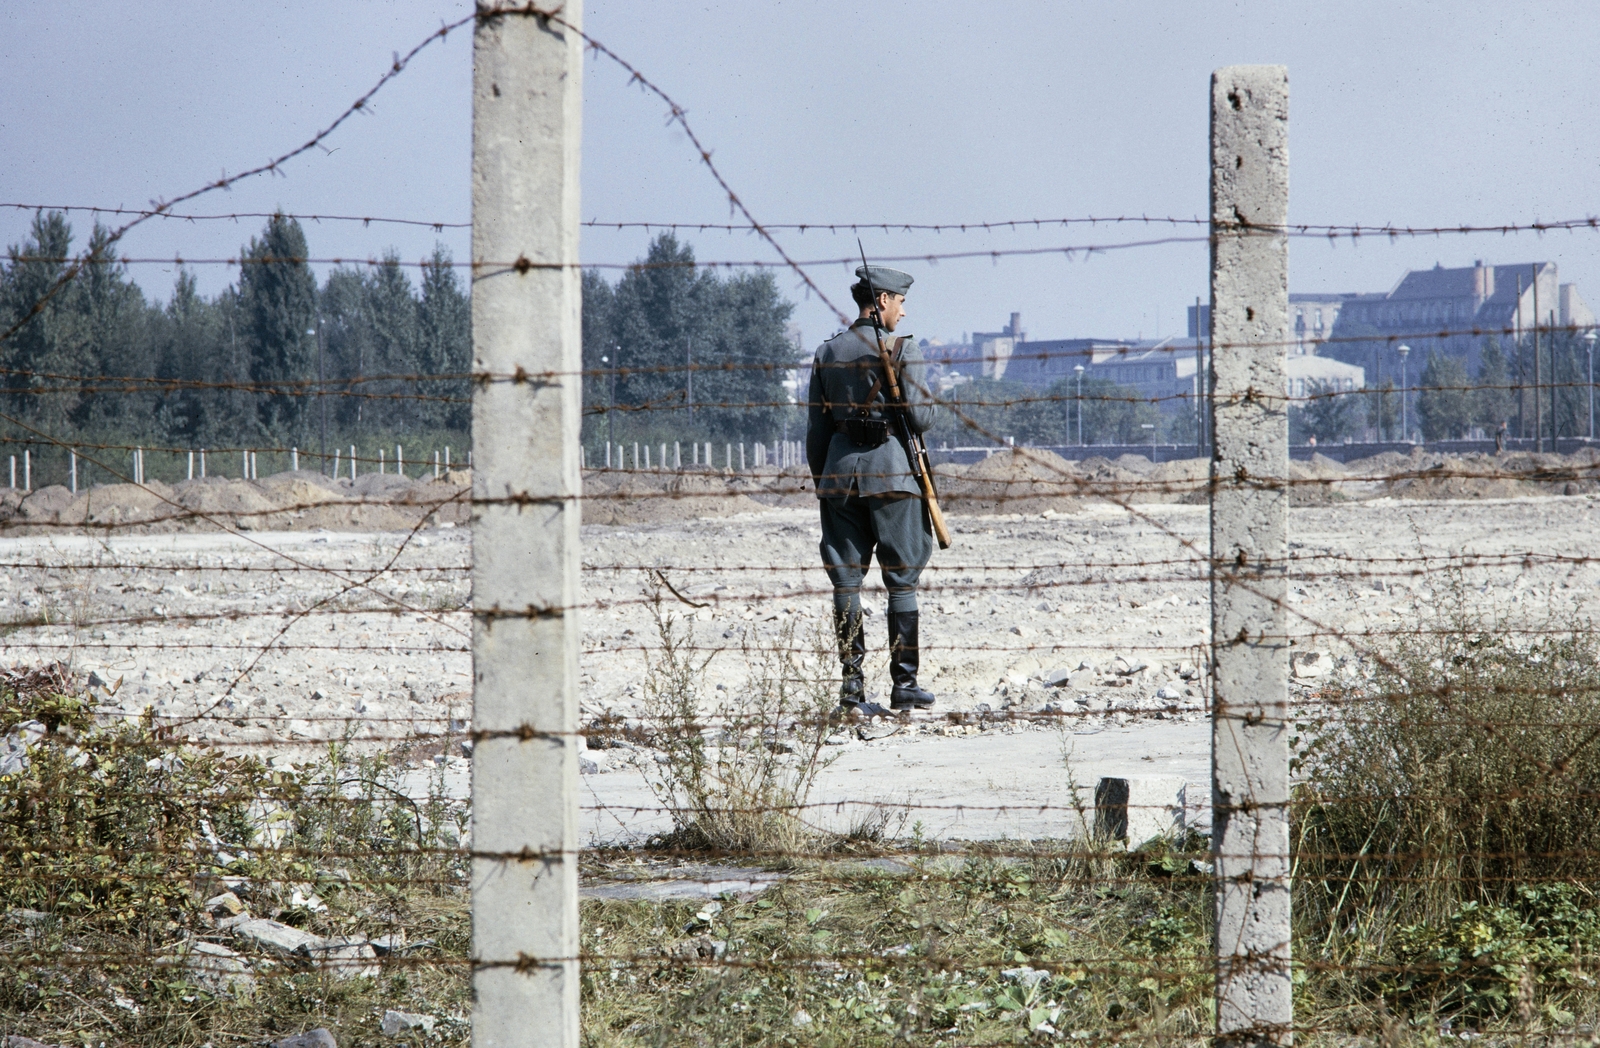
xmin=13 ymin=200 xmax=1600 ymax=242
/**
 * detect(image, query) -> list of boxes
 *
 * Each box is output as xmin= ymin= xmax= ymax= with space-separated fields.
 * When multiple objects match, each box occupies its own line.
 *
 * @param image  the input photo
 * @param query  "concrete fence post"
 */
xmin=1209 ymin=64 xmax=1292 ymax=1048
xmin=470 ymin=5 xmax=584 ymax=1047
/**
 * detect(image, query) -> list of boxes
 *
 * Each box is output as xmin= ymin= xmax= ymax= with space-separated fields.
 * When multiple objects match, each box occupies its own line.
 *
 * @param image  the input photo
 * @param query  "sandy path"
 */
xmin=2 ymin=492 xmax=1594 ymax=840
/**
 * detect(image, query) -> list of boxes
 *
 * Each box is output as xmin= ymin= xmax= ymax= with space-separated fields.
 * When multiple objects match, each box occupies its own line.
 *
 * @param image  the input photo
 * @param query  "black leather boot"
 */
xmin=835 ymin=606 xmax=889 ymax=717
xmin=888 ymin=609 xmax=935 ymax=710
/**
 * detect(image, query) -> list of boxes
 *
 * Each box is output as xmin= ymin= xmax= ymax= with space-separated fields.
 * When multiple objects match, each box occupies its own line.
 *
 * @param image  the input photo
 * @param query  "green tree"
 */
xmin=1415 ymin=350 xmax=1472 ymax=440
xmin=1061 ymin=377 xmax=1160 ymax=444
xmin=238 ymin=214 xmax=316 ymax=442
xmin=1473 ymin=339 xmax=1514 ymax=431
xmin=582 ymin=234 xmax=796 ymax=447
xmin=417 ymin=245 xmax=471 ymax=433
xmin=1291 ymin=379 xmax=1361 ymax=444
xmin=153 ymin=268 xmax=237 ymax=447
xmin=1366 ymin=379 xmax=1398 ymax=441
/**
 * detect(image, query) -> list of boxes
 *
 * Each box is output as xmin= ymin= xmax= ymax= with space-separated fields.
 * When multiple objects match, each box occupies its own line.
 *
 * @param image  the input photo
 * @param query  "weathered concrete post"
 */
xmin=470 ymin=4 xmax=583 ymax=1047
xmin=1209 ymin=65 xmax=1291 ymax=1048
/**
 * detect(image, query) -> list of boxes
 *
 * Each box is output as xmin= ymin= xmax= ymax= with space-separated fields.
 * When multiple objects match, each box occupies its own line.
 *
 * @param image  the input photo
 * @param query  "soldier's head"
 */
xmin=851 ymin=265 xmax=913 ymax=331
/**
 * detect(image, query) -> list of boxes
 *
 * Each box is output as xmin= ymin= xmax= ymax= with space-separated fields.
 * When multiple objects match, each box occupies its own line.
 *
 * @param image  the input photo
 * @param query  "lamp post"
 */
xmin=1586 ymin=330 xmax=1597 ymax=441
xmin=602 ymin=348 xmax=617 ymax=458
xmin=308 ymin=326 xmax=326 ymax=474
xmin=1397 ymin=344 xmax=1411 ymax=442
xmin=1074 ymin=364 xmax=1085 ymax=445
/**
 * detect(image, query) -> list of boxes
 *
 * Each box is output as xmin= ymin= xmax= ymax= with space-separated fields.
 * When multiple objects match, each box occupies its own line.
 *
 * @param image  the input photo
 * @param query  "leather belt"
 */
xmin=833 ymin=416 xmax=890 ymax=448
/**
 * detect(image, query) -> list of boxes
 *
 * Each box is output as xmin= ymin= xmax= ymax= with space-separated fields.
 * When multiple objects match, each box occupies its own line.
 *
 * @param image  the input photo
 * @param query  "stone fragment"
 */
xmin=380 ymin=1010 xmax=435 ymax=1037
xmin=1155 ymin=685 xmax=1182 ymax=701
xmin=1290 ymin=650 xmax=1331 ymax=679
xmin=5 ymin=1036 xmax=62 ymax=1048
xmin=667 ymin=935 xmax=728 ymax=960
xmin=1040 ymin=668 xmax=1072 ymax=687
xmin=305 ymin=937 xmax=379 ymax=979
xmin=160 ymin=940 xmax=256 ymax=998
xmin=273 ymin=1030 xmax=337 ymax=1048
xmin=368 ymin=932 xmax=406 ymax=956
xmin=205 ymin=891 xmax=244 ymax=916
xmin=230 ymin=917 xmax=323 ymax=956
xmin=5 ymin=909 xmax=50 ymax=927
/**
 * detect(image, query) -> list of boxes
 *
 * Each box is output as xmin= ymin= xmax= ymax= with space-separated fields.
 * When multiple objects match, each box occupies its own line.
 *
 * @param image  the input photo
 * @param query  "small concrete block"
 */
xmin=381 ymin=1010 xmax=435 ymax=1037
xmin=1291 ymin=650 xmax=1332 ymax=679
xmin=305 ymin=937 xmax=379 ymax=979
xmin=1094 ymin=775 xmax=1185 ymax=844
xmin=205 ymin=891 xmax=245 ymax=916
xmin=273 ymin=1030 xmax=337 ymax=1048
xmin=230 ymin=917 xmax=323 ymax=956
xmin=159 ymin=940 xmax=256 ymax=998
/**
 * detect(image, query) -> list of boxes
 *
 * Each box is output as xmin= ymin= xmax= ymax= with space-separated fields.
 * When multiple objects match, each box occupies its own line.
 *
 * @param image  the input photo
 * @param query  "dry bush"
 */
xmin=634 ymin=593 xmax=837 ymax=860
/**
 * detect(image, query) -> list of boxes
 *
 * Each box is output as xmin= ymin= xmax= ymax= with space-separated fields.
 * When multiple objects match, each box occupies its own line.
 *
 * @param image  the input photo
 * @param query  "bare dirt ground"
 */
xmin=3 ymin=452 xmax=1597 ymax=842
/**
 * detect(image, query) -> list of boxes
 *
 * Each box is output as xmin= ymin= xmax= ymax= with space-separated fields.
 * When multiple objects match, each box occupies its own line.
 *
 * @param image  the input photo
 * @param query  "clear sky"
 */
xmin=5 ymin=1 xmax=1599 ymax=352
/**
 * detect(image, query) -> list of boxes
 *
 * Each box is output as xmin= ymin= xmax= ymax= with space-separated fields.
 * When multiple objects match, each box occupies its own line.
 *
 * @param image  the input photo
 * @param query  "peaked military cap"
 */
xmin=854 ymin=265 xmax=914 ymax=297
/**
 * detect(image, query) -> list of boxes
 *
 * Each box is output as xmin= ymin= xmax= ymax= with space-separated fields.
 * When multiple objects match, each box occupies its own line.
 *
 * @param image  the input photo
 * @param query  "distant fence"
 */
xmin=936 ymin=436 xmax=1600 ymax=467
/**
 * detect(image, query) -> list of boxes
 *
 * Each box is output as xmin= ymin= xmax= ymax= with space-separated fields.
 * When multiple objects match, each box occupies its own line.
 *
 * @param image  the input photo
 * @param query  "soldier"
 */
xmin=806 ymin=265 xmax=937 ymax=717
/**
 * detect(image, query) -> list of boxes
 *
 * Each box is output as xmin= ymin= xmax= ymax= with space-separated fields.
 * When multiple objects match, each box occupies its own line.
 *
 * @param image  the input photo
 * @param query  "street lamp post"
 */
xmin=1396 ymin=344 xmax=1411 ymax=443
xmin=602 ymin=347 xmax=618 ymax=460
xmin=307 ymin=326 xmax=326 ymax=474
xmin=1074 ymin=364 xmax=1085 ymax=445
xmin=1586 ymin=330 xmax=1597 ymax=441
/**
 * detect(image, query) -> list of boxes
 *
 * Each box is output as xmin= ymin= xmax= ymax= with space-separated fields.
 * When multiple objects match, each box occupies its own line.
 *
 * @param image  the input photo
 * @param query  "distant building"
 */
xmin=1286 ymin=354 xmax=1364 ymax=400
xmin=1329 ymin=260 xmax=1594 ymax=373
xmin=1290 ymin=293 xmax=1359 ymax=354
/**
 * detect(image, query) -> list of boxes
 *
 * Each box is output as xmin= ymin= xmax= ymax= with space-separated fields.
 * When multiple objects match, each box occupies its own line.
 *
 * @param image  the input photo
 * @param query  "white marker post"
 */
xmin=470 ymin=5 xmax=584 ymax=1047
xmin=1209 ymin=65 xmax=1292 ymax=1048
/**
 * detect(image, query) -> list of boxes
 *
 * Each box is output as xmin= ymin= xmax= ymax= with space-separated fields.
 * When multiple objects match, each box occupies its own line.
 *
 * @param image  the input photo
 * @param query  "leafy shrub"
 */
xmin=1293 ymin=599 xmax=1600 ymax=1020
xmin=0 ymin=664 xmax=268 ymax=929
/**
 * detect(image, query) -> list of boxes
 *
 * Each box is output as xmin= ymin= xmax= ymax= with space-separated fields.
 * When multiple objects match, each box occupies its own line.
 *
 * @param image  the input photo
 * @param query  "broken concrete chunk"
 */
xmin=368 ymin=932 xmax=406 ymax=956
xmin=380 ymin=1010 xmax=435 ymax=1037
xmin=205 ymin=891 xmax=245 ymax=916
xmin=273 ymin=1030 xmax=337 ymax=1048
xmin=5 ymin=908 xmax=51 ymax=927
xmin=159 ymin=940 xmax=256 ymax=998
xmin=230 ymin=917 xmax=323 ymax=956
xmin=1290 ymin=650 xmax=1331 ymax=679
xmin=306 ymin=937 xmax=379 ymax=979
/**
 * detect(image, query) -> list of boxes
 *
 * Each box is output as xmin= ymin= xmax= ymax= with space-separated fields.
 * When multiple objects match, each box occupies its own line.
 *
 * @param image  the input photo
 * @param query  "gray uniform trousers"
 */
xmin=818 ymin=493 xmax=931 ymax=617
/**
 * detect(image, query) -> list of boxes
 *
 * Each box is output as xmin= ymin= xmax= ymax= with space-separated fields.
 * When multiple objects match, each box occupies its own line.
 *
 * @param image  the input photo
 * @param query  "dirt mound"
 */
xmin=935 ymin=449 xmax=1083 ymax=516
xmin=0 ymin=471 xmax=471 ymax=535
xmin=581 ymin=469 xmax=768 ymax=526
xmin=1380 ymin=453 xmax=1595 ymax=499
xmin=1134 ymin=458 xmax=1208 ymax=503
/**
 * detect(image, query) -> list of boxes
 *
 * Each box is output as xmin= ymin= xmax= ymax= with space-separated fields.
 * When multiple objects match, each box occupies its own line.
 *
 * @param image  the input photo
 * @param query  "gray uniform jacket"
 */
xmin=806 ymin=319 xmax=936 ymax=498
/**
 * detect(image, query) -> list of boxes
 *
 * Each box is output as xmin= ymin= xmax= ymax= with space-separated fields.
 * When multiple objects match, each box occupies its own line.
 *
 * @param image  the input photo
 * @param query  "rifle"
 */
xmin=856 ymin=242 xmax=953 ymax=550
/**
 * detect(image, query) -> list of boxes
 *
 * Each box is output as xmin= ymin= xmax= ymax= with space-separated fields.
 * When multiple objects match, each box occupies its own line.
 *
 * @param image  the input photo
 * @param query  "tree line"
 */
xmin=1291 ymin=336 xmax=1595 ymax=445
xmin=922 ymin=376 xmax=1190 ymax=448
xmin=580 ymin=233 xmax=799 ymax=452
xmin=0 ymin=211 xmax=469 ymax=479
